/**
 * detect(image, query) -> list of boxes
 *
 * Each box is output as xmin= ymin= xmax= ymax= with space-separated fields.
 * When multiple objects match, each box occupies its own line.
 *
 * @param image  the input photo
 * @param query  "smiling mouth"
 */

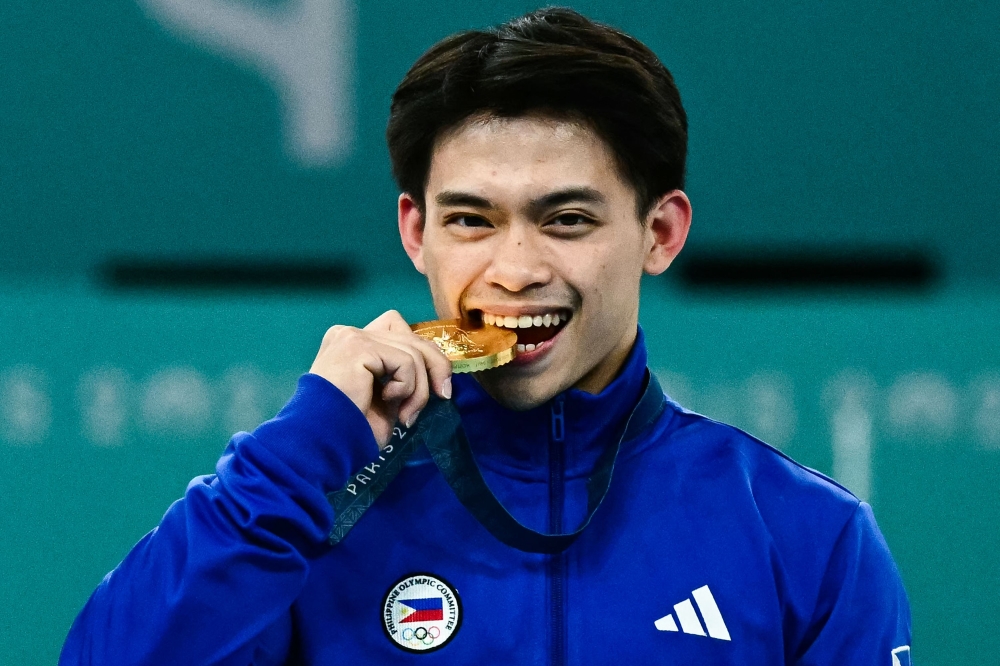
xmin=472 ymin=309 xmax=572 ymax=352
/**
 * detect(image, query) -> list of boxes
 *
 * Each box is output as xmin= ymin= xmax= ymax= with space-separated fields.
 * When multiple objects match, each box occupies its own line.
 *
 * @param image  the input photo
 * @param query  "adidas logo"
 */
xmin=654 ymin=585 xmax=731 ymax=641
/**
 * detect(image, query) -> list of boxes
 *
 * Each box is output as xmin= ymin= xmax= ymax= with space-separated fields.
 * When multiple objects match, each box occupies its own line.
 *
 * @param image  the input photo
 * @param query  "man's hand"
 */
xmin=309 ymin=310 xmax=452 ymax=447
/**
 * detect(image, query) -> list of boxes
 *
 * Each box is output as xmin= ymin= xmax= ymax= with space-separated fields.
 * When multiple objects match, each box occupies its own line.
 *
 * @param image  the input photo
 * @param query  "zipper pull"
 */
xmin=551 ymin=396 xmax=565 ymax=442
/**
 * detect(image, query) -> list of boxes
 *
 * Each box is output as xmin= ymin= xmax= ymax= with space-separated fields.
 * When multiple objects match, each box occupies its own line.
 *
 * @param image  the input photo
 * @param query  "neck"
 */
xmin=572 ymin=326 xmax=639 ymax=394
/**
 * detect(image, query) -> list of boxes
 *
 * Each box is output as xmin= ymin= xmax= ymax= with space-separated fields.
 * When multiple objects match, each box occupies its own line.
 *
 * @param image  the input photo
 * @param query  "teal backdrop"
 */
xmin=1 ymin=1 xmax=999 ymax=664
xmin=2 ymin=0 xmax=999 ymax=283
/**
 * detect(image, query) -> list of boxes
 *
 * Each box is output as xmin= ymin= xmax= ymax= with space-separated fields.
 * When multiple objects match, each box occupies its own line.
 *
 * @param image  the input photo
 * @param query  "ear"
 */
xmin=642 ymin=190 xmax=692 ymax=276
xmin=398 ymin=193 xmax=427 ymax=274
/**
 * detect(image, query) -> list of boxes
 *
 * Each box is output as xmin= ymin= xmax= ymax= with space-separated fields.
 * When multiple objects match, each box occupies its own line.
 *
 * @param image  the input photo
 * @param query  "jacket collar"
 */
xmin=451 ymin=327 xmax=648 ymax=482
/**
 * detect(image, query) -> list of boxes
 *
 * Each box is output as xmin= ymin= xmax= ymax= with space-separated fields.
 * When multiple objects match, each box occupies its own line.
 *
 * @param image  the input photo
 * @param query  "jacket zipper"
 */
xmin=549 ymin=397 xmax=566 ymax=666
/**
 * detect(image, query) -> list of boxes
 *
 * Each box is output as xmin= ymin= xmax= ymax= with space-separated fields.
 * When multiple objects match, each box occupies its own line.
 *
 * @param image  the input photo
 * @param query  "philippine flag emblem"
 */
xmin=382 ymin=573 xmax=462 ymax=653
xmin=399 ymin=598 xmax=445 ymax=623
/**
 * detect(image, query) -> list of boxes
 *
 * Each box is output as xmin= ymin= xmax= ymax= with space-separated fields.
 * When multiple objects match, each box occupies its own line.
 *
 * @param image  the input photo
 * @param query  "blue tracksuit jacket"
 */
xmin=61 ymin=331 xmax=912 ymax=664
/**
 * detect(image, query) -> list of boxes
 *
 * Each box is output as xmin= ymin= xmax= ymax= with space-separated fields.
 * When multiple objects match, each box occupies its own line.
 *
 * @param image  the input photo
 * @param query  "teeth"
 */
xmin=484 ymin=312 xmax=568 ymax=328
xmin=525 ymin=343 xmax=536 ymax=351
xmin=516 ymin=344 xmax=525 ymax=352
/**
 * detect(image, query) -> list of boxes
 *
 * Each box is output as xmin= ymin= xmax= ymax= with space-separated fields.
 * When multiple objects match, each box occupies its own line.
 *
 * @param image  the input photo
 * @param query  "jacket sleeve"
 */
xmin=59 ymin=374 xmax=380 ymax=666
xmin=795 ymin=502 xmax=912 ymax=666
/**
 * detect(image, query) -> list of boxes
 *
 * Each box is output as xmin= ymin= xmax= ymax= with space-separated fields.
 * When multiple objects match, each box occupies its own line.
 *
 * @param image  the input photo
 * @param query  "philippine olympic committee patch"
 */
xmin=382 ymin=573 xmax=462 ymax=653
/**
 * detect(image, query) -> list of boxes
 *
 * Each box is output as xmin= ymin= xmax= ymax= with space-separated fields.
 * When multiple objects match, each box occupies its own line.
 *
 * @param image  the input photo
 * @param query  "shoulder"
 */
xmin=646 ymin=400 xmax=858 ymax=506
xmin=635 ymin=400 xmax=864 ymax=559
xmin=636 ymin=402 xmax=909 ymax=622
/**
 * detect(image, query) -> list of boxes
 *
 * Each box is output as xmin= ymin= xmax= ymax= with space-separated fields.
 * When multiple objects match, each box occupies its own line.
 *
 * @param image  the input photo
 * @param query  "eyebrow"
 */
xmin=526 ymin=187 xmax=606 ymax=216
xmin=434 ymin=191 xmax=496 ymax=209
xmin=434 ymin=187 xmax=607 ymax=215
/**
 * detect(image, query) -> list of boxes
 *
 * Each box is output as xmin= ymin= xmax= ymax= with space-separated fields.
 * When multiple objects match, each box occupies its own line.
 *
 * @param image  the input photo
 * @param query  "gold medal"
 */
xmin=411 ymin=319 xmax=518 ymax=373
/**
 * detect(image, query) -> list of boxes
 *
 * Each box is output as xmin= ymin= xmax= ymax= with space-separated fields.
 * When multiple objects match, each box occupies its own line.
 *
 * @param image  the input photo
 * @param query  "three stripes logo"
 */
xmin=654 ymin=585 xmax=731 ymax=641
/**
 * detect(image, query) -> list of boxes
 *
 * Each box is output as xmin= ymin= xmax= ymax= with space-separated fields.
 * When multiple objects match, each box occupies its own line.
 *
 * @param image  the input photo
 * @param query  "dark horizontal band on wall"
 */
xmin=100 ymin=258 xmax=358 ymax=291
xmin=675 ymin=249 xmax=936 ymax=291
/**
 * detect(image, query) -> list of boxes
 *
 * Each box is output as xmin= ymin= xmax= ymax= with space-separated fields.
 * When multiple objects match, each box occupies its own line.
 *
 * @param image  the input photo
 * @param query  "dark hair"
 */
xmin=386 ymin=7 xmax=687 ymax=216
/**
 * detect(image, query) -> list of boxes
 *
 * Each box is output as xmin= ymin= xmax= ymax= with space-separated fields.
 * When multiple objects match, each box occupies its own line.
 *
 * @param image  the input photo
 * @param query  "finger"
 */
xmin=369 ymin=330 xmax=453 ymax=400
xmin=395 ymin=345 xmax=429 ymax=427
xmin=361 ymin=341 xmax=417 ymax=407
xmin=363 ymin=309 xmax=410 ymax=334
xmin=407 ymin=334 xmax=453 ymax=400
xmin=366 ymin=334 xmax=433 ymax=425
xmin=367 ymin=389 xmax=398 ymax=447
xmin=369 ymin=341 xmax=431 ymax=427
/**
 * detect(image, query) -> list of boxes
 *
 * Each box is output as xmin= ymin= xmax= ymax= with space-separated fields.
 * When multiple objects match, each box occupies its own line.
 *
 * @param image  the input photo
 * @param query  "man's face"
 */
xmin=401 ymin=115 xmax=685 ymax=410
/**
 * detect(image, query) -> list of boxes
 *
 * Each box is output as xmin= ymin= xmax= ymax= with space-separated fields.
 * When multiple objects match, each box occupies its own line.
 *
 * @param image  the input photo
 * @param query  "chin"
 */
xmin=476 ymin=372 xmax=563 ymax=411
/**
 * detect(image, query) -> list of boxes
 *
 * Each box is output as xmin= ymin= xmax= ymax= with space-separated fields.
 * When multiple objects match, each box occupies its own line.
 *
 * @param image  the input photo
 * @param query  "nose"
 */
xmin=482 ymin=223 xmax=552 ymax=293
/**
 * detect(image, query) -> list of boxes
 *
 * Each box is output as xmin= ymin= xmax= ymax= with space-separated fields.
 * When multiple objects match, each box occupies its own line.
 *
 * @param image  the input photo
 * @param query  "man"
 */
xmin=62 ymin=7 xmax=911 ymax=665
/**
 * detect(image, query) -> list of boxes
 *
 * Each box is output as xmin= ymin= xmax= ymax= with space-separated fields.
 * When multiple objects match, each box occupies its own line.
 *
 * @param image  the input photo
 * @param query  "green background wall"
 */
xmin=1 ymin=1 xmax=998 ymax=663
xmin=3 ymin=0 xmax=999 ymax=283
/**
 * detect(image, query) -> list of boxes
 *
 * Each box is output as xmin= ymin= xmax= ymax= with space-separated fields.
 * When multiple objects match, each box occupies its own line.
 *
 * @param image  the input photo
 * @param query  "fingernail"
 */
xmin=406 ymin=411 xmax=419 ymax=428
xmin=441 ymin=377 xmax=452 ymax=400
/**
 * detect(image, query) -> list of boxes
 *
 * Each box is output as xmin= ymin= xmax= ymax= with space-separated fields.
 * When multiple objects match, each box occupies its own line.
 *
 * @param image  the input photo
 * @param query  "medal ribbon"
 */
xmin=328 ymin=371 xmax=665 ymax=553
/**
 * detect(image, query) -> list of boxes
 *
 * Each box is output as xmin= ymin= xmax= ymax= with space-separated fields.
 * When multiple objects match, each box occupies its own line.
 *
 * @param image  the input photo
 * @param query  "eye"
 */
xmin=551 ymin=214 xmax=588 ymax=226
xmin=545 ymin=213 xmax=595 ymax=231
xmin=448 ymin=215 xmax=493 ymax=228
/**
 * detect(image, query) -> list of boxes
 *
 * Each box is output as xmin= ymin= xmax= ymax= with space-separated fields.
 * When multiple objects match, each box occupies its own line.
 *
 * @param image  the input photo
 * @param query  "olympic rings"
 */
xmin=401 ymin=626 xmax=441 ymax=645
